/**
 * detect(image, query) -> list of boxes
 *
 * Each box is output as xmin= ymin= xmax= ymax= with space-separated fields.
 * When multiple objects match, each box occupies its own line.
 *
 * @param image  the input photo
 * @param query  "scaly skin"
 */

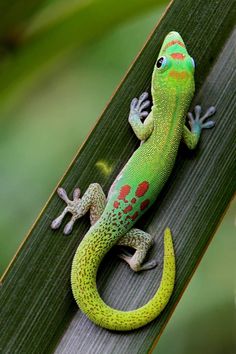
xmin=51 ymin=32 xmax=216 ymax=331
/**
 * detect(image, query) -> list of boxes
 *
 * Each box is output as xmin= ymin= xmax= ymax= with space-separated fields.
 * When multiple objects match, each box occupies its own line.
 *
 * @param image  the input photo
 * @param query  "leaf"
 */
xmin=0 ymin=0 xmax=47 ymax=41
xmin=0 ymin=0 xmax=166 ymax=113
xmin=0 ymin=0 xmax=235 ymax=353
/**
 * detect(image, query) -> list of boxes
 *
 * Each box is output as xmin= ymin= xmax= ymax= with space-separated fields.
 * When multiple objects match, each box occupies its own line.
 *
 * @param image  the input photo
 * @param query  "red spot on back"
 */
xmin=135 ymin=181 xmax=149 ymax=198
xmin=131 ymin=198 xmax=136 ymax=204
xmin=113 ymin=201 xmax=120 ymax=209
xmin=171 ymin=53 xmax=185 ymax=60
xmin=140 ymin=199 xmax=150 ymax=211
xmin=123 ymin=205 xmax=133 ymax=214
xmin=131 ymin=211 xmax=139 ymax=221
xmin=118 ymin=185 xmax=131 ymax=202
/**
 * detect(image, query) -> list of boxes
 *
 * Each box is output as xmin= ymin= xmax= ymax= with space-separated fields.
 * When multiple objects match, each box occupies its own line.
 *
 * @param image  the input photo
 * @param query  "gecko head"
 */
xmin=151 ymin=31 xmax=195 ymax=103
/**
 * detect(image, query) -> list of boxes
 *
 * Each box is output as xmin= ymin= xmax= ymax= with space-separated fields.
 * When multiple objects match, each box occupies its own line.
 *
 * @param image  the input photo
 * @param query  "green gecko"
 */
xmin=51 ymin=31 xmax=215 ymax=331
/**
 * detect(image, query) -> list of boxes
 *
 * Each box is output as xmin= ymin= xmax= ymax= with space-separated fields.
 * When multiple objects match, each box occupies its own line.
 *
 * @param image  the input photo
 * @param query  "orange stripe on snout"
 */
xmin=164 ymin=40 xmax=185 ymax=51
xmin=169 ymin=70 xmax=187 ymax=79
xmin=171 ymin=53 xmax=185 ymax=60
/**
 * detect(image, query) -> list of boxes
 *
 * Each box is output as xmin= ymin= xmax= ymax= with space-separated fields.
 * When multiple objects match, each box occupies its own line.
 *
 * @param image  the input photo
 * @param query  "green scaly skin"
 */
xmin=51 ymin=32 xmax=216 ymax=331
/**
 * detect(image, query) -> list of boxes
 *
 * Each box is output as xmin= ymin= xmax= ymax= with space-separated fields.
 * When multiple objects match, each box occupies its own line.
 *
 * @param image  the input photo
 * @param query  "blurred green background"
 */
xmin=0 ymin=1 xmax=235 ymax=353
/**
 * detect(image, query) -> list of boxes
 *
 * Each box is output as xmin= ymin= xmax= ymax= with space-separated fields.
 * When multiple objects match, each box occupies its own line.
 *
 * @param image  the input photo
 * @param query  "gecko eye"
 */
xmin=156 ymin=56 xmax=168 ymax=70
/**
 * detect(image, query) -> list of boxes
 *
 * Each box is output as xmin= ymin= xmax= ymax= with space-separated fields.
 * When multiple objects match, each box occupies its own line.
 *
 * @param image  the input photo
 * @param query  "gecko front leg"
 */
xmin=183 ymin=105 xmax=216 ymax=149
xmin=129 ymin=92 xmax=154 ymax=141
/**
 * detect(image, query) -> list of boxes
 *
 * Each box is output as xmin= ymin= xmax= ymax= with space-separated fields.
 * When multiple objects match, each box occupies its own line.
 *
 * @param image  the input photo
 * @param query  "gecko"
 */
xmin=51 ymin=31 xmax=215 ymax=331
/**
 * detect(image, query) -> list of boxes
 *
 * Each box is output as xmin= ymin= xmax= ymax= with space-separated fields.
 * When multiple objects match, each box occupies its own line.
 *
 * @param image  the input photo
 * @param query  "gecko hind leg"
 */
xmin=117 ymin=228 xmax=158 ymax=272
xmin=51 ymin=183 xmax=106 ymax=235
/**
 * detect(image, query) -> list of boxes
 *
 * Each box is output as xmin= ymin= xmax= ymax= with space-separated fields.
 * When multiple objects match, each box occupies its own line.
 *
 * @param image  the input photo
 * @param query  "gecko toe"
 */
xmin=201 ymin=120 xmax=215 ymax=129
xmin=139 ymin=92 xmax=149 ymax=102
xmin=63 ymin=220 xmax=74 ymax=235
xmin=51 ymin=217 xmax=62 ymax=229
xmin=131 ymin=98 xmax=138 ymax=109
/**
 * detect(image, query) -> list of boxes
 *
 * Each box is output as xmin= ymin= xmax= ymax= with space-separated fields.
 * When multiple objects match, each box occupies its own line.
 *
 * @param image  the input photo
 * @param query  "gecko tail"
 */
xmin=71 ymin=226 xmax=175 ymax=331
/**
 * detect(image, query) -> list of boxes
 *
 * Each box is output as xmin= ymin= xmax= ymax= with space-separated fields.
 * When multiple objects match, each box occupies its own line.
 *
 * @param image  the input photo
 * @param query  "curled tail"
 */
xmin=71 ymin=225 xmax=175 ymax=331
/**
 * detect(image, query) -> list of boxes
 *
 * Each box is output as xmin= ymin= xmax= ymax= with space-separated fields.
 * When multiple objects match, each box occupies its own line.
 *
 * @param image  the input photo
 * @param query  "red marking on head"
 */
xmin=131 ymin=211 xmax=139 ymax=221
xmin=171 ymin=53 xmax=185 ymax=60
xmin=123 ymin=205 xmax=133 ymax=214
xmin=135 ymin=181 xmax=149 ymax=198
xmin=169 ymin=70 xmax=187 ymax=80
xmin=118 ymin=185 xmax=131 ymax=202
xmin=131 ymin=198 xmax=136 ymax=204
xmin=113 ymin=201 xmax=120 ymax=209
xmin=140 ymin=199 xmax=150 ymax=211
xmin=164 ymin=40 xmax=185 ymax=51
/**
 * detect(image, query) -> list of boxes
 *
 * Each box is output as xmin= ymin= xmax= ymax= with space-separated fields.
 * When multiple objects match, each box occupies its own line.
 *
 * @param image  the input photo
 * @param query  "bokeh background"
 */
xmin=0 ymin=1 xmax=235 ymax=353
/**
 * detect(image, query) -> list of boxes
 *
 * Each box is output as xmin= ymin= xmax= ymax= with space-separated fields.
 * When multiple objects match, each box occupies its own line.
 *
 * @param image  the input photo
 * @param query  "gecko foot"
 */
xmin=188 ymin=105 xmax=216 ymax=133
xmin=118 ymin=247 xmax=158 ymax=272
xmin=118 ymin=251 xmax=158 ymax=272
xmin=51 ymin=187 xmax=82 ymax=235
xmin=139 ymin=259 xmax=158 ymax=271
xmin=129 ymin=92 xmax=151 ymax=120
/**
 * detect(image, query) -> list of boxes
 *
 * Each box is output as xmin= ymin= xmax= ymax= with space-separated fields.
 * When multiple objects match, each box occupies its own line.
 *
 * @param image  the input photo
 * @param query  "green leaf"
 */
xmin=0 ymin=0 xmax=166 ymax=113
xmin=0 ymin=0 xmax=47 ymax=41
xmin=0 ymin=0 xmax=235 ymax=353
